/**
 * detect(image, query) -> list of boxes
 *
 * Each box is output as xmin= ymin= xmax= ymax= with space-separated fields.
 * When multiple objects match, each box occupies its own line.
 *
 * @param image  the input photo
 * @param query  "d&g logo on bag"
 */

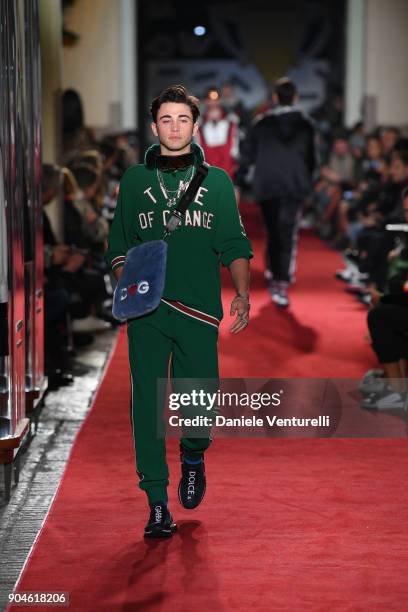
xmin=120 ymin=281 xmax=150 ymax=301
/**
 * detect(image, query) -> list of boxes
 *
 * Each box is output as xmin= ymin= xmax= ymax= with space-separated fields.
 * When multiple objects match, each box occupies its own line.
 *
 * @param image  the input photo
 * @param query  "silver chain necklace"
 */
xmin=156 ymin=165 xmax=195 ymax=208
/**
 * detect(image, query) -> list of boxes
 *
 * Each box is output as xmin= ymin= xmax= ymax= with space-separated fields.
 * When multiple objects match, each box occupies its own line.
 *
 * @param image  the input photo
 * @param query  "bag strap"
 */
xmin=163 ymin=162 xmax=209 ymax=237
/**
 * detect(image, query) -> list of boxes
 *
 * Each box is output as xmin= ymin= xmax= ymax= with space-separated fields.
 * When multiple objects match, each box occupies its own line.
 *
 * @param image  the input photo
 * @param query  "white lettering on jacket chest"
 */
xmin=138 ymin=184 xmax=212 ymax=229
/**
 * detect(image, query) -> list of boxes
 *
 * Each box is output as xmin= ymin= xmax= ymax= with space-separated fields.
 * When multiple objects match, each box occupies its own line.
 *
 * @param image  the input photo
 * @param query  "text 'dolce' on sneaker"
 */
xmin=178 ymin=444 xmax=206 ymax=510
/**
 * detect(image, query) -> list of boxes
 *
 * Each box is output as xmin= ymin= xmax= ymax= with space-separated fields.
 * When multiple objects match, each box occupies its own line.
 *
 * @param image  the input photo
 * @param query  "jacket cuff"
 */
xmin=221 ymin=251 xmax=253 ymax=268
xmin=111 ymin=255 xmax=126 ymax=270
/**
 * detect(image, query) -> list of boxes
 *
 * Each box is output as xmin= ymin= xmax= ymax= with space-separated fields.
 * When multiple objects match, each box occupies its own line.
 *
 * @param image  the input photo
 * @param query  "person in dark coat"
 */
xmin=235 ymin=78 xmax=318 ymax=307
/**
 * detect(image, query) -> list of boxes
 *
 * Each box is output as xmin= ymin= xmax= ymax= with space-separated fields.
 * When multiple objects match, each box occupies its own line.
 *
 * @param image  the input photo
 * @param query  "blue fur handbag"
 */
xmin=112 ymin=240 xmax=168 ymax=321
xmin=112 ymin=162 xmax=208 ymax=321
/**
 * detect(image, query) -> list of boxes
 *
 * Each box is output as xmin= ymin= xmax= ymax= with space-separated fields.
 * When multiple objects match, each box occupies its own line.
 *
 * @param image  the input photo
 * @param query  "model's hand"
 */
xmin=229 ymin=295 xmax=250 ymax=334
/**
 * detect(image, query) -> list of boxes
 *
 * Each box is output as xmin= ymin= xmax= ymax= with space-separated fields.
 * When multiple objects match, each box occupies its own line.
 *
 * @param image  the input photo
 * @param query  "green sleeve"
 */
xmin=212 ymin=169 xmax=253 ymax=267
xmin=105 ymin=169 xmax=136 ymax=271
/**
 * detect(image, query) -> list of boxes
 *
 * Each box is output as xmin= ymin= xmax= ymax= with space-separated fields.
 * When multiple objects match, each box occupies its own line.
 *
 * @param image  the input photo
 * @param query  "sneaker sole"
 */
xmin=144 ymin=522 xmax=177 ymax=538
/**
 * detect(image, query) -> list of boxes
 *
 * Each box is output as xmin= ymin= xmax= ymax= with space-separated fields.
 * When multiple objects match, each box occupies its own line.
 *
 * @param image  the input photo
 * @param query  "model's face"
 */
xmin=151 ymin=102 xmax=198 ymax=155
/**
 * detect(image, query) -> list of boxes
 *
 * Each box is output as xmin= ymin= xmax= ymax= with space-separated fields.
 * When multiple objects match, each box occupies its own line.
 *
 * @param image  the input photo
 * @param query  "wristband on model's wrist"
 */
xmin=235 ymin=292 xmax=250 ymax=300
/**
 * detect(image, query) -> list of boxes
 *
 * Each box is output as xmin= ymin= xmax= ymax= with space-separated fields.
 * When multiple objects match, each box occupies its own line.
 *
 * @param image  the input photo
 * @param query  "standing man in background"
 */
xmin=235 ymin=77 xmax=318 ymax=308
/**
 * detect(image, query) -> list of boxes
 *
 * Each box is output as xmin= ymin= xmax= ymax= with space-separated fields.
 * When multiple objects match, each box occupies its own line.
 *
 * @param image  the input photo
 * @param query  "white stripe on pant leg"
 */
xmin=288 ymin=209 xmax=302 ymax=283
xmin=129 ymin=371 xmax=140 ymax=476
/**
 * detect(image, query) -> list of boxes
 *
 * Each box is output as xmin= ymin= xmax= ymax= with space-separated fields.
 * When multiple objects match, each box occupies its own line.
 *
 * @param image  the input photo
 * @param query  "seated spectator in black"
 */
xmin=361 ymin=190 xmax=408 ymax=409
xmin=364 ymin=297 xmax=408 ymax=409
xmin=44 ymin=286 xmax=75 ymax=389
xmin=356 ymin=206 xmax=394 ymax=293
xmin=41 ymin=165 xmax=74 ymax=388
xmin=42 ymin=164 xmax=111 ymax=334
xmin=385 ymin=194 xmax=408 ymax=294
xmin=350 ymin=152 xmax=408 ymax=290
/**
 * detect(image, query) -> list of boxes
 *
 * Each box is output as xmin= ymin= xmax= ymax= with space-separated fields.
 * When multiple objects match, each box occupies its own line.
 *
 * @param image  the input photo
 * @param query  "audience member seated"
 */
xmin=69 ymin=161 xmax=109 ymax=267
xmin=320 ymin=131 xmax=355 ymax=184
xmin=42 ymin=164 xmax=111 ymax=335
xmin=363 ymin=286 xmax=408 ymax=410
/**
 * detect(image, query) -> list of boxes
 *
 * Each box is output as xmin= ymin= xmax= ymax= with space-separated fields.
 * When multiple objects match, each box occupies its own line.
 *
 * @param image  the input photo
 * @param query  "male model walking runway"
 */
xmin=235 ymin=77 xmax=317 ymax=307
xmin=105 ymin=85 xmax=253 ymax=537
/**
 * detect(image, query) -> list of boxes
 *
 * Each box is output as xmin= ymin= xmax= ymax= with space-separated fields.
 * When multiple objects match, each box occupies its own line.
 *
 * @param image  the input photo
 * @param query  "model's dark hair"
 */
xmin=150 ymin=85 xmax=200 ymax=123
xmin=274 ymin=77 xmax=297 ymax=106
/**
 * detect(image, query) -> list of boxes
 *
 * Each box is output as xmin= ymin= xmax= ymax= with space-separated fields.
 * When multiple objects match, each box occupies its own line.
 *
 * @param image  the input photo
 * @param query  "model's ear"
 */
xmin=192 ymin=121 xmax=199 ymax=137
xmin=151 ymin=122 xmax=158 ymax=137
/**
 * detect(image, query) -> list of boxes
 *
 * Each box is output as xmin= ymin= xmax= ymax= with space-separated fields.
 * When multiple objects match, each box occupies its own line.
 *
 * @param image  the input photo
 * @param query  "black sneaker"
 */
xmin=144 ymin=502 xmax=177 ymax=538
xmin=178 ymin=446 xmax=206 ymax=509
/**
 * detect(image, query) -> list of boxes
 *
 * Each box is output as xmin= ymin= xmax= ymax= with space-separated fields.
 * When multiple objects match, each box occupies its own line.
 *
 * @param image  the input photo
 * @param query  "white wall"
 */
xmin=345 ymin=0 xmax=408 ymax=128
xmin=62 ymin=0 xmax=137 ymax=134
xmin=120 ymin=0 xmax=137 ymax=130
xmin=40 ymin=0 xmax=63 ymax=162
xmin=365 ymin=0 xmax=408 ymax=126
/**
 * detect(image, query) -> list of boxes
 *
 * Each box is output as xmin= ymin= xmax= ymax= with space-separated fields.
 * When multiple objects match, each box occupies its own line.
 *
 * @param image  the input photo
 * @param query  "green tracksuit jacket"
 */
xmin=105 ymin=143 xmax=253 ymax=323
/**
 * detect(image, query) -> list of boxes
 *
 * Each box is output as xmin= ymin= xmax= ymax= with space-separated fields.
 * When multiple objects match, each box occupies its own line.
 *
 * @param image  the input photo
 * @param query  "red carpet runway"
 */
xmin=9 ymin=204 xmax=408 ymax=611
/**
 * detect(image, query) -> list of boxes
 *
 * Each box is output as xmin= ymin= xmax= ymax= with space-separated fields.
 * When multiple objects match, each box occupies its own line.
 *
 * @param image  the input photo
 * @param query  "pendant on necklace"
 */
xmin=167 ymin=198 xmax=177 ymax=208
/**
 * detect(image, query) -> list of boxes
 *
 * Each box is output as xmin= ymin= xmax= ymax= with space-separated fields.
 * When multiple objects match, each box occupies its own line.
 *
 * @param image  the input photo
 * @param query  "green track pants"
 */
xmin=127 ymin=301 xmax=219 ymax=504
